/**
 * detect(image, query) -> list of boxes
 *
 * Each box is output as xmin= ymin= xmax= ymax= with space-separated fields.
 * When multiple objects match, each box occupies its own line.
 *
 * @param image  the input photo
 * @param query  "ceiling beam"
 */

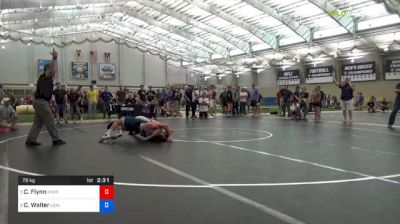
xmin=133 ymin=0 xmax=250 ymax=55
xmin=242 ymin=0 xmax=312 ymax=42
xmin=3 ymin=16 xmax=205 ymax=60
xmin=308 ymin=0 xmax=357 ymax=34
xmin=185 ymin=0 xmax=279 ymax=49
xmin=0 ymin=5 xmax=226 ymax=58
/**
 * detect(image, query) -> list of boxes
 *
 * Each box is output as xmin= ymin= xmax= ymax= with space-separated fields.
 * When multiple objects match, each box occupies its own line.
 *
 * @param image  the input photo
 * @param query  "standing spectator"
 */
xmin=226 ymin=86 xmax=234 ymax=117
xmin=100 ymin=86 xmax=113 ymax=119
xmin=125 ymin=92 xmax=135 ymax=105
xmin=116 ymin=85 xmax=126 ymax=105
xmin=184 ymin=85 xmax=192 ymax=119
xmin=0 ymin=97 xmax=18 ymax=130
xmin=333 ymin=75 xmax=355 ymax=124
xmin=381 ymin=98 xmax=389 ymax=113
xmin=87 ymin=85 xmax=99 ymax=119
xmin=198 ymin=91 xmax=209 ymax=119
xmin=356 ymin=92 xmax=365 ymax=110
xmin=68 ymin=87 xmax=81 ymax=123
xmin=0 ymin=84 xmax=4 ymax=103
xmin=209 ymin=86 xmax=216 ymax=118
xmin=312 ymin=86 xmax=322 ymax=121
xmin=138 ymin=85 xmax=147 ymax=102
xmin=276 ymin=87 xmax=283 ymax=116
xmin=26 ymin=49 xmax=65 ymax=146
xmin=76 ymin=85 xmax=84 ymax=117
xmin=191 ymin=87 xmax=199 ymax=118
xmin=147 ymin=86 xmax=156 ymax=102
xmin=240 ymin=87 xmax=248 ymax=116
xmin=281 ymin=86 xmax=292 ymax=117
xmin=299 ymin=86 xmax=310 ymax=120
xmin=250 ymin=84 xmax=261 ymax=118
xmin=219 ymin=88 xmax=227 ymax=114
xmin=53 ymin=82 xmax=68 ymax=124
xmin=233 ymin=86 xmax=240 ymax=116
xmin=388 ymin=82 xmax=400 ymax=128
xmin=292 ymin=86 xmax=300 ymax=119
xmin=327 ymin=94 xmax=331 ymax=109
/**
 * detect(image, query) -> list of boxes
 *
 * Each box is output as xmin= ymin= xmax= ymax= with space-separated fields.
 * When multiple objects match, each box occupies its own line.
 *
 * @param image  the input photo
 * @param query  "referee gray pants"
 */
xmin=26 ymin=99 xmax=59 ymax=142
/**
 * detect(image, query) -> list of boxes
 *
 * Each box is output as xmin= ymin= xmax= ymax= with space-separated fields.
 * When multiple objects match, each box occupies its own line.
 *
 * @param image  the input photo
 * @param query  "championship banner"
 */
xmin=306 ymin=66 xmax=333 ymax=84
xmin=277 ymin=70 xmax=300 ymax=85
xmin=385 ymin=59 xmax=400 ymax=80
xmin=99 ymin=63 xmax=116 ymax=80
xmin=37 ymin=59 xmax=51 ymax=76
xmin=341 ymin=62 xmax=376 ymax=81
xmin=75 ymin=50 xmax=82 ymax=61
xmin=104 ymin=52 xmax=111 ymax=63
xmin=71 ymin=62 xmax=88 ymax=79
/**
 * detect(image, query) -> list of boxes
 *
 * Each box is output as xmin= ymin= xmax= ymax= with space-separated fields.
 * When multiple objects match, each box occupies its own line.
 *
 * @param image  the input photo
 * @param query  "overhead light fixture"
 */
xmin=27 ymin=42 xmax=31 ymax=46
xmin=236 ymin=74 xmax=239 ymax=78
xmin=1 ymin=45 xmax=5 ymax=50
xmin=351 ymin=58 xmax=355 ymax=63
xmin=384 ymin=47 xmax=389 ymax=52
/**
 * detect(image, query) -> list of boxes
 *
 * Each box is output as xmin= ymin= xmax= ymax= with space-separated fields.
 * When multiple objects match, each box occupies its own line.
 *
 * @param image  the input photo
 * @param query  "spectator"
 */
xmin=191 ymin=87 xmax=199 ymax=118
xmin=125 ymin=92 xmax=135 ymax=105
xmin=299 ymin=86 xmax=309 ymax=120
xmin=281 ymin=85 xmax=292 ymax=117
xmin=226 ymin=86 xmax=234 ymax=117
xmin=388 ymin=82 xmax=400 ymax=128
xmin=249 ymin=84 xmax=261 ymax=118
xmin=219 ymin=88 xmax=227 ymax=114
xmin=100 ymin=86 xmax=113 ymax=119
xmin=356 ymin=92 xmax=364 ymax=110
xmin=0 ymin=97 xmax=18 ymax=130
xmin=0 ymin=84 xmax=4 ymax=103
xmin=77 ymin=85 xmax=85 ymax=115
xmin=209 ymin=86 xmax=217 ymax=118
xmin=381 ymin=98 xmax=389 ymax=113
xmin=333 ymin=75 xmax=355 ymax=124
xmin=240 ymin=87 xmax=248 ymax=116
xmin=233 ymin=86 xmax=240 ymax=116
xmin=53 ymin=82 xmax=68 ymax=124
xmin=147 ymin=86 xmax=156 ymax=102
xmin=87 ymin=85 xmax=99 ymax=119
xmin=184 ymin=85 xmax=193 ymax=119
xmin=68 ymin=87 xmax=82 ymax=122
xmin=198 ymin=91 xmax=209 ymax=119
xmin=327 ymin=94 xmax=331 ymax=109
xmin=116 ymin=85 xmax=126 ymax=105
xmin=367 ymin=96 xmax=376 ymax=113
xmin=138 ymin=85 xmax=147 ymax=102
xmin=276 ymin=87 xmax=283 ymax=116
xmin=312 ymin=86 xmax=322 ymax=121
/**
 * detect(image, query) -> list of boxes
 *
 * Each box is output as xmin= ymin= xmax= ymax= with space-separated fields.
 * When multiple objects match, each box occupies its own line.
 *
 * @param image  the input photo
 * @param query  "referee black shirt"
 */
xmin=34 ymin=73 xmax=54 ymax=102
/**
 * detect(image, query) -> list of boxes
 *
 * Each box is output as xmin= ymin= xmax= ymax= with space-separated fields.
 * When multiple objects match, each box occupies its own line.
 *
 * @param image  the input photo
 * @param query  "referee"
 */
xmin=25 ymin=49 xmax=66 ymax=146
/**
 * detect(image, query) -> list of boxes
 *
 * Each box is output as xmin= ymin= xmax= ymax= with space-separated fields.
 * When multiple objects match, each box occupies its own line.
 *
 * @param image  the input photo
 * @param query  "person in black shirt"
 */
xmin=68 ymin=87 xmax=81 ymax=122
xmin=138 ymin=85 xmax=147 ymax=102
xmin=26 ymin=49 xmax=65 ymax=146
xmin=388 ymin=83 xmax=400 ymax=128
xmin=184 ymin=86 xmax=192 ymax=119
xmin=116 ymin=85 xmax=126 ymax=105
xmin=333 ymin=74 xmax=355 ymax=124
xmin=282 ymin=86 xmax=293 ymax=117
xmin=299 ymin=86 xmax=309 ymax=120
xmin=226 ymin=86 xmax=234 ymax=117
xmin=53 ymin=82 xmax=68 ymax=124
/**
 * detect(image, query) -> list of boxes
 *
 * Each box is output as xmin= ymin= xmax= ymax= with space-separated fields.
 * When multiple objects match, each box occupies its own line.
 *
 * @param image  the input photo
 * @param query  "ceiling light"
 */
xmin=1 ymin=45 xmax=5 ymax=50
xmin=351 ymin=58 xmax=355 ymax=63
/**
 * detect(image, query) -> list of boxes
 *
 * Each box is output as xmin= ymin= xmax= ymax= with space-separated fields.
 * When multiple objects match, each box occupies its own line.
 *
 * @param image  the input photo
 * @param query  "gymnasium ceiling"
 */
xmin=1 ymin=0 xmax=400 ymax=76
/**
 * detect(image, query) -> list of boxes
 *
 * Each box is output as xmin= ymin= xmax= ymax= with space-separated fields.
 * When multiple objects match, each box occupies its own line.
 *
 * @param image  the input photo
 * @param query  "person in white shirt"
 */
xmin=239 ymin=87 xmax=248 ymax=115
xmin=198 ymin=91 xmax=209 ymax=119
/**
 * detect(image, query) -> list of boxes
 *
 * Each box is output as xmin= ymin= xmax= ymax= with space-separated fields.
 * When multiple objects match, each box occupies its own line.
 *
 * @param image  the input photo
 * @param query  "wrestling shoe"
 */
xmin=102 ymin=133 xmax=111 ymax=139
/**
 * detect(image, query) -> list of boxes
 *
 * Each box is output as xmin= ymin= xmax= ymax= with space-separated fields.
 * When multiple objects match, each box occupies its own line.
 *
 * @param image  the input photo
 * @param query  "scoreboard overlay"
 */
xmin=18 ymin=176 xmax=114 ymax=213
